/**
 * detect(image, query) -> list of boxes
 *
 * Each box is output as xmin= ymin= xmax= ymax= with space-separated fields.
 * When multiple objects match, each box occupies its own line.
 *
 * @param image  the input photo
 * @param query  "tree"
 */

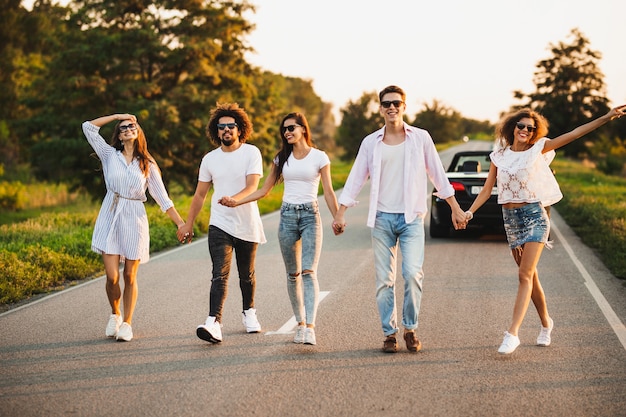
xmin=0 ymin=0 xmax=68 ymax=173
xmin=13 ymin=0 xmax=332 ymax=197
xmin=411 ymin=99 xmax=462 ymax=144
xmin=336 ymin=92 xmax=381 ymax=161
xmin=513 ymin=28 xmax=610 ymax=157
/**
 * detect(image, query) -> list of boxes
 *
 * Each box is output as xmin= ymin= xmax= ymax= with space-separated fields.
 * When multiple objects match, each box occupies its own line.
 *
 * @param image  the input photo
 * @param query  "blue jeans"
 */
xmin=207 ymin=225 xmax=258 ymax=322
xmin=278 ymin=201 xmax=322 ymax=326
xmin=371 ymin=212 xmax=425 ymax=336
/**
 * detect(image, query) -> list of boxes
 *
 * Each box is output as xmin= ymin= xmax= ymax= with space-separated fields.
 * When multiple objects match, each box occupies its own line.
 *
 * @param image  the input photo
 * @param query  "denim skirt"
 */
xmin=502 ymin=202 xmax=550 ymax=249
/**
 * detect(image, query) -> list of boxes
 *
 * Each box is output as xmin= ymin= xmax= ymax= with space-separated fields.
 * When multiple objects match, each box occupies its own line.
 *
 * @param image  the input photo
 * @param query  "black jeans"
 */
xmin=208 ymin=225 xmax=258 ymax=322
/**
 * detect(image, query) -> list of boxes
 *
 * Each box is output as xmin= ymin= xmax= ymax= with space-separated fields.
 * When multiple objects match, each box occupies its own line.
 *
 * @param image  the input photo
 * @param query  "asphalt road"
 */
xmin=1 ymin=142 xmax=625 ymax=417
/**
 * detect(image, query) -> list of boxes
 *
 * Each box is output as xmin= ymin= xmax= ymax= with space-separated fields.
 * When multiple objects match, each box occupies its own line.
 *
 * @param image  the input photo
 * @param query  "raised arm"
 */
xmin=543 ymin=105 xmax=626 ymax=153
xmin=88 ymin=113 xmax=136 ymax=127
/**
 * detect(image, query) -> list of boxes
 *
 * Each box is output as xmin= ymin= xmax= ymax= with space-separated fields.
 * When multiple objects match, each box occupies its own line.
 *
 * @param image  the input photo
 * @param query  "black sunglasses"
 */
xmin=217 ymin=123 xmax=238 ymax=130
xmin=515 ymin=122 xmax=536 ymax=133
xmin=381 ymin=100 xmax=404 ymax=109
xmin=282 ymin=124 xmax=300 ymax=132
xmin=119 ymin=123 xmax=137 ymax=132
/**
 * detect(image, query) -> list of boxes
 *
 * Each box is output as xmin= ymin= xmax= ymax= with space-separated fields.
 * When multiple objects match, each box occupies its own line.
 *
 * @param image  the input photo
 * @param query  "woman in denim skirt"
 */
xmin=465 ymin=104 xmax=626 ymax=354
xmin=219 ymin=112 xmax=339 ymax=346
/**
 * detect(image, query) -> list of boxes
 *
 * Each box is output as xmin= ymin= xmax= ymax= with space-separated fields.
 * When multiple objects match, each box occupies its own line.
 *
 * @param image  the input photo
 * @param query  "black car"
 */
xmin=429 ymin=150 xmax=503 ymax=238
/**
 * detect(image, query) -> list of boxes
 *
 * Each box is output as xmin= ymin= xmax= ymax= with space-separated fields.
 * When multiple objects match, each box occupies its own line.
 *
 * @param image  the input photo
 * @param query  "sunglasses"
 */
xmin=217 ymin=123 xmax=238 ymax=130
xmin=381 ymin=100 xmax=404 ymax=109
xmin=515 ymin=122 xmax=536 ymax=133
xmin=119 ymin=123 xmax=137 ymax=132
xmin=282 ymin=124 xmax=300 ymax=132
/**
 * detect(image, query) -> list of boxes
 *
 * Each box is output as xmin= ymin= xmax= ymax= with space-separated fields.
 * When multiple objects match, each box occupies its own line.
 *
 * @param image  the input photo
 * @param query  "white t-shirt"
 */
xmin=280 ymin=148 xmax=330 ymax=204
xmin=377 ymin=141 xmax=405 ymax=213
xmin=199 ymin=144 xmax=266 ymax=243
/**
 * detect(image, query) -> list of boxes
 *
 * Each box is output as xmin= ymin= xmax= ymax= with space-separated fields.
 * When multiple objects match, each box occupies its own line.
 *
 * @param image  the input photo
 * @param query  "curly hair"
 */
xmin=273 ymin=112 xmax=314 ymax=186
xmin=206 ymin=102 xmax=254 ymax=146
xmin=495 ymin=108 xmax=549 ymax=149
xmin=109 ymin=120 xmax=156 ymax=177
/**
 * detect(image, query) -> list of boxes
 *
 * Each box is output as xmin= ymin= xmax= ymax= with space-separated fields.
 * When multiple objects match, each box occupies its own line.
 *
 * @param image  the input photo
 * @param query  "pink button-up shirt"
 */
xmin=338 ymin=123 xmax=455 ymax=228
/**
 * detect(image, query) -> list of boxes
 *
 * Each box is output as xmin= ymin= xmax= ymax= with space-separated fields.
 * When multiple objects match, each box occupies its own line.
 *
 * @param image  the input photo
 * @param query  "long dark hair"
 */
xmin=274 ymin=112 xmax=314 ymax=185
xmin=110 ymin=120 xmax=156 ymax=177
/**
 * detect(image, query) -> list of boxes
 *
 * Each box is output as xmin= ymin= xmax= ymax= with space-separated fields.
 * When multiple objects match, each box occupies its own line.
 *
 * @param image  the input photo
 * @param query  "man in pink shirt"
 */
xmin=333 ymin=85 xmax=466 ymax=353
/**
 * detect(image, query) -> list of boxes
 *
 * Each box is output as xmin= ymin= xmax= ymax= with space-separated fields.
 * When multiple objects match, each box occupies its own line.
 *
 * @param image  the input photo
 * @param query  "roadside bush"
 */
xmin=0 ymin=246 xmax=101 ymax=304
xmin=0 ymin=181 xmax=26 ymax=210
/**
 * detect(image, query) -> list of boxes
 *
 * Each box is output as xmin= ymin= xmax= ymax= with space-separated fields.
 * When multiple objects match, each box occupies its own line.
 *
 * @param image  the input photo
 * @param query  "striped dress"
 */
xmin=82 ymin=121 xmax=174 ymax=263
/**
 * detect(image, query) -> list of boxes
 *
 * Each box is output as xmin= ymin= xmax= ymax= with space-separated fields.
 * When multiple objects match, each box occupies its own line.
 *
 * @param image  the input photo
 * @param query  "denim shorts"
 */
xmin=502 ymin=202 xmax=550 ymax=249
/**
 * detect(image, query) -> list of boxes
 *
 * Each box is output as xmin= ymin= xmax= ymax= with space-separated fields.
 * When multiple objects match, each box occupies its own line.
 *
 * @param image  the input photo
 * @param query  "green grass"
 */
xmin=0 ymin=159 xmax=354 ymax=307
xmin=551 ymin=158 xmax=626 ymax=279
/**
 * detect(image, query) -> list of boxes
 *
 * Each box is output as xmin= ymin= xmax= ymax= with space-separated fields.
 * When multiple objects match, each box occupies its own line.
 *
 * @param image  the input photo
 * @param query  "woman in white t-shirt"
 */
xmin=465 ymin=104 xmax=626 ymax=355
xmin=219 ymin=112 xmax=339 ymax=346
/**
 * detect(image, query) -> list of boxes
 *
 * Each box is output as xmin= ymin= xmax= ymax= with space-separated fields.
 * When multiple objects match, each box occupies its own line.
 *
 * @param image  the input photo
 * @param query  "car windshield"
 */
xmin=450 ymin=154 xmax=492 ymax=173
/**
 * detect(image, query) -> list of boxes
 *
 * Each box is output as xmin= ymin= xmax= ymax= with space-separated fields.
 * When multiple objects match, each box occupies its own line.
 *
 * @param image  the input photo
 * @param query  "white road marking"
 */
xmin=265 ymin=291 xmax=330 ymax=335
xmin=552 ymin=222 xmax=626 ymax=350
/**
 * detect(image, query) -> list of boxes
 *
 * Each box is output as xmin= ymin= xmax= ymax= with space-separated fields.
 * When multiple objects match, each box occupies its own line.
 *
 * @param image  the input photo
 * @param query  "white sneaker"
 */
xmin=537 ymin=318 xmax=554 ymax=346
xmin=293 ymin=325 xmax=305 ymax=344
xmin=498 ymin=331 xmax=520 ymax=354
xmin=304 ymin=328 xmax=316 ymax=345
xmin=116 ymin=322 xmax=133 ymax=342
xmin=242 ymin=308 xmax=261 ymax=333
xmin=196 ymin=316 xmax=222 ymax=343
xmin=105 ymin=314 xmax=122 ymax=337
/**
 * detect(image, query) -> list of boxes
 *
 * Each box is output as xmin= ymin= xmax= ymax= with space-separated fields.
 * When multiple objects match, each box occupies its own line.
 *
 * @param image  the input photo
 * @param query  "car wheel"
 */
xmin=429 ymin=212 xmax=451 ymax=238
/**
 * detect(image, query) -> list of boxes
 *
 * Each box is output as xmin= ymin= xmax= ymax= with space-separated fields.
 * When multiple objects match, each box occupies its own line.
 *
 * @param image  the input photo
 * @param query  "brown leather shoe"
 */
xmin=382 ymin=335 xmax=398 ymax=353
xmin=403 ymin=331 xmax=422 ymax=352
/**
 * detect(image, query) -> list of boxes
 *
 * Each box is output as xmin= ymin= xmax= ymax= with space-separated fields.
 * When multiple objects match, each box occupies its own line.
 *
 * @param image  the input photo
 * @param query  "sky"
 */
xmin=21 ymin=0 xmax=625 ymax=124
xmin=243 ymin=0 xmax=625 ymax=123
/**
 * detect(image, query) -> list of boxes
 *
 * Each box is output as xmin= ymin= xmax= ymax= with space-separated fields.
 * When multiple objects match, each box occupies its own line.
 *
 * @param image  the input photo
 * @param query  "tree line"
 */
xmin=1 ymin=1 xmax=624 ymax=202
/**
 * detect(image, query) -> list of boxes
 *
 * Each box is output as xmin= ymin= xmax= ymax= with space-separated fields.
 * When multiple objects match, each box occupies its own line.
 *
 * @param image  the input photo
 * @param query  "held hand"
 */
xmin=177 ymin=223 xmax=194 ymax=244
xmin=451 ymin=207 xmax=467 ymax=230
xmin=332 ymin=221 xmax=345 ymax=236
xmin=332 ymin=215 xmax=346 ymax=236
xmin=218 ymin=196 xmax=237 ymax=207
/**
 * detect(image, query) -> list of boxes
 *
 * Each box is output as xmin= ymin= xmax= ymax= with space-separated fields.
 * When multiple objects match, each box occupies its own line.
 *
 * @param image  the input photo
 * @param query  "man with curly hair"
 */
xmin=178 ymin=103 xmax=266 ymax=344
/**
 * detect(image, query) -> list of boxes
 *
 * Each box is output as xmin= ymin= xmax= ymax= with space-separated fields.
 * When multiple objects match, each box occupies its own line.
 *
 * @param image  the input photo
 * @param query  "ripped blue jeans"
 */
xmin=278 ymin=201 xmax=322 ymax=326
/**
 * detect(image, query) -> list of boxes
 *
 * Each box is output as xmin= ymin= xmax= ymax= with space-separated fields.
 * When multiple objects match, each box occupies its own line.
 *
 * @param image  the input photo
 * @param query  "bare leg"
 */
xmin=508 ymin=242 xmax=545 ymax=336
xmin=103 ymin=254 xmax=122 ymax=316
xmin=121 ymin=259 xmax=140 ymax=325
xmin=530 ymin=270 xmax=551 ymax=327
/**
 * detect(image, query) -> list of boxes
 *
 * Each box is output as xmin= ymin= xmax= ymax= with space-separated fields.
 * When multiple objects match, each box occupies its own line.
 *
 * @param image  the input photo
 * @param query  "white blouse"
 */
xmin=82 ymin=121 xmax=174 ymax=263
xmin=490 ymin=137 xmax=563 ymax=207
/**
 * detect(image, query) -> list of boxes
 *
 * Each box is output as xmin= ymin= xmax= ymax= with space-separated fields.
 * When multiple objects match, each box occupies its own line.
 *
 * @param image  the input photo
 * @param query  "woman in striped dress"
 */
xmin=82 ymin=113 xmax=186 ymax=342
